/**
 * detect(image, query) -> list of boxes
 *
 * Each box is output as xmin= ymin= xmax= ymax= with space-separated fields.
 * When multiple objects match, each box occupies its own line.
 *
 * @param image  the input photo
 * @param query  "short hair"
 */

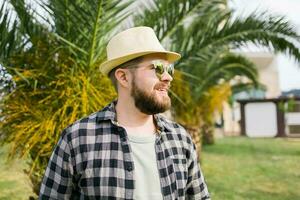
xmin=108 ymin=56 xmax=143 ymax=91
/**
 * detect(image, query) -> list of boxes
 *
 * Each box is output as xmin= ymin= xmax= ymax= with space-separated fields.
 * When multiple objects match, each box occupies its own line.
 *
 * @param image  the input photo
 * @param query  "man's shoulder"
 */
xmin=61 ymin=111 xmax=100 ymax=138
xmin=158 ymin=115 xmax=185 ymax=131
xmin=61 ymin=103 xmax=114 ymax=142
xmin=157 ymin=115 xmax=193 ymax=145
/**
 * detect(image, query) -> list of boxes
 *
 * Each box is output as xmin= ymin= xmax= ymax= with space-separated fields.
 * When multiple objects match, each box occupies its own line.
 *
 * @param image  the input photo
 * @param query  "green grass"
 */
xmin=0 ymin=145 xmax=34 ymax=200
xmin=201 ymin=137 xmax=300 ymax=200
xmin=1 ymin=137 xmax=300 ymax=199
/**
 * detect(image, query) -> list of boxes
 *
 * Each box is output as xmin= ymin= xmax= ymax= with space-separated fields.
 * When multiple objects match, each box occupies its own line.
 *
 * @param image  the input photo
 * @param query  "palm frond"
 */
xmin=201 ymin=12 xmax=300 ymax=62
xmin=180 ymin=51 xmax=259 ymax=100
xmin=231 ymin=82 xmax=266 ymax=96
xmin=134 ymin=0 xmax=226 ymax=43
xmin=9 ymin=0 xmax=46 ymax=43
xmin=0 ymin=2 xmax=21 ymax=61
xmin=44 ymin=0 xmax=133 ymax=69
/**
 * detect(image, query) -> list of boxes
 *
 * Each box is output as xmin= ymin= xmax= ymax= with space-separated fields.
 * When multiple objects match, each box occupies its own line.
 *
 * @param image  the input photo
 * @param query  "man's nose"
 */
xmin=160 ymin=71 xmax=173 ymax=82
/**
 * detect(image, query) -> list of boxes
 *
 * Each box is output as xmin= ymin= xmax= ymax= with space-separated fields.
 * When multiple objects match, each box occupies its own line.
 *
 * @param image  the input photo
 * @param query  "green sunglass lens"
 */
xmin=168 ymin=65 xmax=174 ymax=76
xmin=153 ymin=62 xmax=174 ymax=78
xmin=155 ymin=63 xmax=164 ymax=75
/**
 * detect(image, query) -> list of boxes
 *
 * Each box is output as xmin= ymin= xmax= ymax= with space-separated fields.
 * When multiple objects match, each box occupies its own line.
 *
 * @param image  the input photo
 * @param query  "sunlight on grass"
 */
xmin=0 ymin=145 xmax=34 ymax=200
xmin=202 ymin=137 xmax=300 ymax=200
xmin=0 ymin=137 xmax=299 ymax=199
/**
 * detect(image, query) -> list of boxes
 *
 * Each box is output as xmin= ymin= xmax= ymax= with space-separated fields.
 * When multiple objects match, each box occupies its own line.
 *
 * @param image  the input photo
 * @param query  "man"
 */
xmin=39 ymin=26 xmax=210 ymax=199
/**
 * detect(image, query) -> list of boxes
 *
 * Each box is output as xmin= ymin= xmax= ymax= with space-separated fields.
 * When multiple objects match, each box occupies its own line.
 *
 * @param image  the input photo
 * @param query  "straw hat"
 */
xmin=99 ymin=26 xmax=181 ymax=76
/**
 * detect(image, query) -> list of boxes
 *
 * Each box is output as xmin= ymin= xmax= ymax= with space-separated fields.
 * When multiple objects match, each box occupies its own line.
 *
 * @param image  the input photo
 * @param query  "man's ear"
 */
xmin=115 ymin=68 xmax=131 ymax=88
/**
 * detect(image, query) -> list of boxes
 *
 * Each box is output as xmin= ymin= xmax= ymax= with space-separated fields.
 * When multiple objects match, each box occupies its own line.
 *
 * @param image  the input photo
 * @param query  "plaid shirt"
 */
xmin=39 ymin=101 xmax=210 ymax=200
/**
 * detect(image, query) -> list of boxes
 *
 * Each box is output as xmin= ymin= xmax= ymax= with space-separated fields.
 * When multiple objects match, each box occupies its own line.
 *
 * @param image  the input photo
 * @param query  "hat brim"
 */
xmin=99 ymin=50 xmax=181 ymax=76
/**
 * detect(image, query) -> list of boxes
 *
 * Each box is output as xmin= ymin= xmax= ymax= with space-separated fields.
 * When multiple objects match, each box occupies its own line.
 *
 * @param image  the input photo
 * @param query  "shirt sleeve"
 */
xmin=185 ymin=142 xmax=211 ymax=200
xmin=39 ymin=130 xmax=74 ymax=199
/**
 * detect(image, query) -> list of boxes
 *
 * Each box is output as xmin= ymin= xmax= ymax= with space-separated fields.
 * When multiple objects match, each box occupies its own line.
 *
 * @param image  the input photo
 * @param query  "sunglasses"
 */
xmin=151 ymin=60 xmax=175 ymax=79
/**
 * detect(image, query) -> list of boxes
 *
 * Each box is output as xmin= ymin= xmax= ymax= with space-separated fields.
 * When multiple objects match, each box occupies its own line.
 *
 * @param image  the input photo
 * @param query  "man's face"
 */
xmin=129 ymin=54 xmax=174 ymax=115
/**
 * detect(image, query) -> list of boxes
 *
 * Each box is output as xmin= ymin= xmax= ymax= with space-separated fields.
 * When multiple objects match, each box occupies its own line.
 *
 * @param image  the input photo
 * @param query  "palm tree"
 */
xmin=1 ymin=0 xmax=300 ymax=196
xmin=0 ymin=0 xmax=130 ymax=195
xmin=134 ymin=0 xmax=300 ymax=148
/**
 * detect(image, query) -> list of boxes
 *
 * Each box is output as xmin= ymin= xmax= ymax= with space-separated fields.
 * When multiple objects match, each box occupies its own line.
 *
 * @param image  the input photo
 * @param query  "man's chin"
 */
xmin=155 ymin=91 xmax=170 ymax=101
xmin=131 ymin=87 xmax=171 ymax=114
xmin=153 ymin=99 xmax=171 ymax=113
xmin=136 ymin=99 xmax=171 ymax=115
xmin=161 ymin=100 xmax=171 ymax=110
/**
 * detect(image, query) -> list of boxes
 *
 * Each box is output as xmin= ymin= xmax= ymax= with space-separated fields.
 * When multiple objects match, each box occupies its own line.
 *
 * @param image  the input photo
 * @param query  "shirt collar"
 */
xmin=96 ymin=100 xmax=172 ymax=132
xmin=96 ymin=100 xmax=118 ymax=123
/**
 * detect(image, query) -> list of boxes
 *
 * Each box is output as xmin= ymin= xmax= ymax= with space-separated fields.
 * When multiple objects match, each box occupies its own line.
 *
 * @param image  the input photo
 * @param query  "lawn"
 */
xmin=0 ymin=145 xmax=34 ymax=200
xmin=0 ymin=137 xmax=299 ymax=199
xmin=201 ymin=137 xmax=300 ymax=200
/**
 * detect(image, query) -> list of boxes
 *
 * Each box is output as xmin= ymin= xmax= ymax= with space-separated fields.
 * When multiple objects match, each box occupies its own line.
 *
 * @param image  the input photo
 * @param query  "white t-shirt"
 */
xmin=127 ymin=133 xmax=163 ymax=200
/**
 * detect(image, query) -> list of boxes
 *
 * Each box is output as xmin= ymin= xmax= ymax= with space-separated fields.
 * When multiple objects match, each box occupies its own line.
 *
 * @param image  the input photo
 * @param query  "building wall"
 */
xmin=223 ymin=52 xmax=281 ymax=136
xmin=245 ymin=52 xmax=281 ymax=98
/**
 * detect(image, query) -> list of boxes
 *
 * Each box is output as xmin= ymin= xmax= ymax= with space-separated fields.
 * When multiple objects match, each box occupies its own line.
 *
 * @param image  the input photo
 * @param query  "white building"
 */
xmin=221 ymin=52 xmax=300 ymax=137
xmin=222 ymin=52 xmax=281 ymax=136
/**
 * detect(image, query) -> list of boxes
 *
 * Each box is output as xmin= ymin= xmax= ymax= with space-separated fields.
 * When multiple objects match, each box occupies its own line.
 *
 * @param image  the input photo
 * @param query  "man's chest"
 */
xmin=72 ymin=134 xmax=189 ymax=199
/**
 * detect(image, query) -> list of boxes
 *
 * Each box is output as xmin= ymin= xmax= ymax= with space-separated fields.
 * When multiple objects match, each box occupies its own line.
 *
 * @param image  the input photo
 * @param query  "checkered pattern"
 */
xmin=39 ymin=101 xmax=210 ymax=200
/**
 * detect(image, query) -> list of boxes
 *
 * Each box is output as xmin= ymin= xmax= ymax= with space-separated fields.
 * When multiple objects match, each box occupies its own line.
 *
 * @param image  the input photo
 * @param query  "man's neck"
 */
xmin=115 ymin=98 xmax=156 ymax=135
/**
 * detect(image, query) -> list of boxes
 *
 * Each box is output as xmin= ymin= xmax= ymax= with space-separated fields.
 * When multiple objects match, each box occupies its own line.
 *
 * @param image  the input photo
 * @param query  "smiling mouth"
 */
xmin=155 ymin=83 xmax=170 ymax=95
xmin=155 ymin=88 xmax=169 ymax=96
